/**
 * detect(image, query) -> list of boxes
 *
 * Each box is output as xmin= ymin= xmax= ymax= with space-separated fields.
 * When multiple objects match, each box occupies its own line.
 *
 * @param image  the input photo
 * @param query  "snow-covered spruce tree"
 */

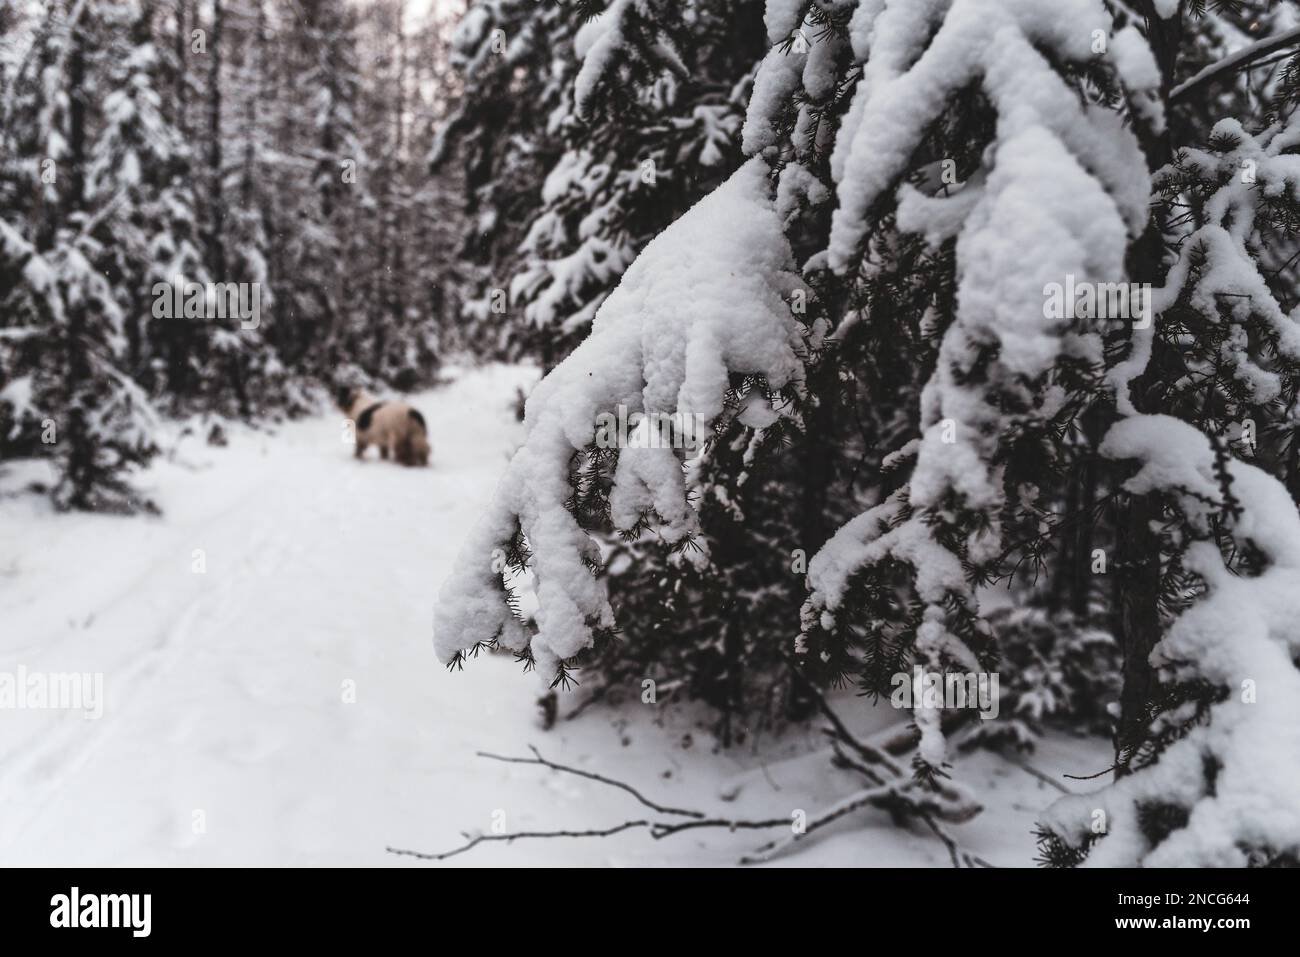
xmin=4 ymin=0 xmax=464 ymax=497
xmin=513 ymin=0 xmax=844 ymax=738
xmin=431 ymin=0 xmax=584 ymax=359
xmin=755 ymin=1 xmax=1291 ymax=770
xmin=444 ymin=1 xmax=1300 ymax=862
xmin=435 ymin=0 xmax=1162 ymax=745
xmin=1 ymin=6 xmax=73 ymax=456
xmin=84 ymin=0 xmax=212 ymax=410
xmin=439 ymin=0 xmax=1299 ymax=802
xmin=0 ymin=0 xmax=157 ymax=511
xmin=784 ymin=0 xmax=1156 ymax=777
xmin=207 ymin=0 xmax=281 ymax=418
xmin=390 ymin=4 xmax=474 ymax=379
xmin=196 ymin=0 xmax=330 ymax=419
xmin=1039 ymin=416 xmax=1300 ymax=866
xmin=436 ymin=155 xmax=812 ymax=691
xmin=246 ymin=0 xmax=363 ymax=376
xmin=505 ymin=0 xmax=766 ymax=369
xmin=221 ymin=0 xmax=458 ymax=406
xmin=434 ymin=1 xmax=764 ymax=369
xmin=1039 ymin=59 xmax=1300 ymax=866
xmin=436 ymin=1 xmax=852 ymax=740
xmin=169 ymin=0 xmax=456 ymax=413
xmin=339 ymin=0 xmax=462 ymax=389
xmin=347 ymin=0 xmax=426 ymax=388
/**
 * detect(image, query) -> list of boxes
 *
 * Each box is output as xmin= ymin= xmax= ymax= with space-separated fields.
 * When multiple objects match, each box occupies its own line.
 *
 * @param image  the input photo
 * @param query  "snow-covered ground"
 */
xmin=0 ymin=363 xmax=1109 ymax=866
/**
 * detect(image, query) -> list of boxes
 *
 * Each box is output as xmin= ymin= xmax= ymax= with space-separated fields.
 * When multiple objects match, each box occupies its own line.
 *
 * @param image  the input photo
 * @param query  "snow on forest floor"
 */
xmin=0 ymin=363 xmax=1111 ymax=867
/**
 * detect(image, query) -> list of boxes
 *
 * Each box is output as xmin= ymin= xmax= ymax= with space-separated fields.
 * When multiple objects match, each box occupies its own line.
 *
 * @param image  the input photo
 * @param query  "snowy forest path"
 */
xmin=0 ymin=364 xmax=1104 ymax=866
xmin=0 ymin=364 xmax=568 ymax=864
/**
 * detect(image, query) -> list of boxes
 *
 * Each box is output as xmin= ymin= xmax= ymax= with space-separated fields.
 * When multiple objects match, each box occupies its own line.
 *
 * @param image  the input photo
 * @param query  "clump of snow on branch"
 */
xmin=436 ymin=158 xmax=807 ymax=682
xmin=1113 ymin=116 xmax=1300 ymax=415
xmin=827 ymin=0 xmax=1152 ymax=268
xmin=573 ymin=0 xmax=687 ymax=120
xmin=512 ymin=149 xmax=637 ymax=334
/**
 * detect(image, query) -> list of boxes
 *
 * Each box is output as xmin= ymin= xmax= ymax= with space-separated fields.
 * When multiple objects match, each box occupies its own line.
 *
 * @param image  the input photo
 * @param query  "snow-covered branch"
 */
xmin=1169 ymin=24 xmax=1300 ymax=105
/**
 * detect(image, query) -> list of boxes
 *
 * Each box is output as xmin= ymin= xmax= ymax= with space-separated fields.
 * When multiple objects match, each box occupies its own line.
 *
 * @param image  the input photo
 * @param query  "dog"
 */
xmin=337 ymin=387 xmax=431 ymax=466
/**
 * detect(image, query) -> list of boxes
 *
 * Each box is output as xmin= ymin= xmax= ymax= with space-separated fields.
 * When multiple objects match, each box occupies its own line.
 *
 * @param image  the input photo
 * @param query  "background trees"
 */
xmin=433 ymin=0 xmax=767 ymax=370
xmin=1 ymin=0 xmax=466 ymax=505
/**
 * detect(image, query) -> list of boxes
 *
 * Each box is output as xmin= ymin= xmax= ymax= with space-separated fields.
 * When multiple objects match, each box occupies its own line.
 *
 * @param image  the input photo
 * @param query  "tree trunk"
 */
xmin=62 ymin=18 xmax=93 ymax=506
xmin=1070 ymin=407 xmax=1101 ymax=619
xmin=174 ymin=0 xmax=187 ymax=137
xmin=1113 ymin=1 xmax=1184 ymax=773
xmin=205 ymin=0 xmax=225 ymax=280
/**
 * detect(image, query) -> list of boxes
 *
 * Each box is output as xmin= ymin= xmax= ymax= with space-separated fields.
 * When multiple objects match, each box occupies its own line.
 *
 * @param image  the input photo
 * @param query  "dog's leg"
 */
xmin=380 ymin=445 xmax=389 ymax=460
xmin=354 ymin=440 xmax=368 ymax=459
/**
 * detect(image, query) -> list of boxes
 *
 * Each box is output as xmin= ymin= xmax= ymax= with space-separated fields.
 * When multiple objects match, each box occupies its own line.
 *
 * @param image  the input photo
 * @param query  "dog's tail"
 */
xmin=398 ymin=409 xmax=431 ymax=466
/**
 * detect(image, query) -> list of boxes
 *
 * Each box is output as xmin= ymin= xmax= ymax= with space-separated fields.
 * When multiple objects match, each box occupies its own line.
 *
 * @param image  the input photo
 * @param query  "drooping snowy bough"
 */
xmin=794 ymin=0 xmax=1158 ymax=771
xmin=435 ymin=158 xmax=809 ymax=682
